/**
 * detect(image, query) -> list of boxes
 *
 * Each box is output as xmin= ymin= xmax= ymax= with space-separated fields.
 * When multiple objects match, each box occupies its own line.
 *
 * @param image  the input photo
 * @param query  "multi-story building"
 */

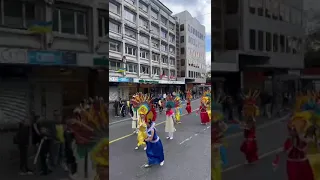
xmin=109 ymin=0 xmax=184 ymax=99
xmin=212 ymin=0 xmax=304 ymax=95
xmin=173 ymin=11 xmax=206 ymax=90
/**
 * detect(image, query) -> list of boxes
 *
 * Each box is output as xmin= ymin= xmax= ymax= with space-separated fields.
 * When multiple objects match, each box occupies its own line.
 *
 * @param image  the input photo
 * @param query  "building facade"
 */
xmin=212 ymin=0 xmax=304 ymax=94
xmin=109 ymin=0 xmax=184 ymax=99
xmin=173 ymin=11 xmax=207 ymax=89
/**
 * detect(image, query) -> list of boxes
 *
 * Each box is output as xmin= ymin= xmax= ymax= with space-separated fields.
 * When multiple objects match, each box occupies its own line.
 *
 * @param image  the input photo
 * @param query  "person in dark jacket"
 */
xmin=64 ymin=125 xmax=77 ymax=176
xmin=113 ymin=99 xmax=120 ymax=117
xmin=38 ymin=122 xmax=55 ymax=175
xmin=16 ymin=120 xmax=33 ymax=175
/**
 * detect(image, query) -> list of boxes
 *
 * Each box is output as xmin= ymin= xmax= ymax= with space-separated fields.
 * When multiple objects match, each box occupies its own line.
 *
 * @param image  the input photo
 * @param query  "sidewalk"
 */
xmin=109 ymin=98 xmax=200 ymax=124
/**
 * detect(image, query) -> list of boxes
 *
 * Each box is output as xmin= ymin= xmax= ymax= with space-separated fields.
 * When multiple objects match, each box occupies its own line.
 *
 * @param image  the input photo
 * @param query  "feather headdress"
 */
xmin=186 ymin=89 xmax=193 ymax=100
xmin=166 ymin=95 xmax=181 ymax=108
xmin=241 ymin=89 xmax=260 ymax=118
xmin=201 ymin=90 xmax=211 ymax=107
xmin=212 ymin=92 xmax=225 ymax=122
xmin=131 ymin=93 xmax=155 ymax=122
xmin=67 ymin=97 xmax=108 ymax=180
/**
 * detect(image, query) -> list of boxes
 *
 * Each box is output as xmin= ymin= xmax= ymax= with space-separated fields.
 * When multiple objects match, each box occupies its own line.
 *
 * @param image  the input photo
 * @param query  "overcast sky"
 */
xmin=160 ymin=0 xmax=211 ymax=65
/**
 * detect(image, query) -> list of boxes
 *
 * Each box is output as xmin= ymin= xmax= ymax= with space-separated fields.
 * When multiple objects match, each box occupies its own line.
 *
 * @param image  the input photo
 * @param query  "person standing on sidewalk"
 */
xmin=15 ymin=119 xmax=33 ymax=175
xmin=113 ymin=99 xmax=120 ymax=117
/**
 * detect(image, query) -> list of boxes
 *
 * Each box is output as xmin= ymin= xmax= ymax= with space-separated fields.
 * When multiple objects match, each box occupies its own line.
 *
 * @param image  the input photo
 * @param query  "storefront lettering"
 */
xmin=0 ymin=48 xmax=27 ymax=64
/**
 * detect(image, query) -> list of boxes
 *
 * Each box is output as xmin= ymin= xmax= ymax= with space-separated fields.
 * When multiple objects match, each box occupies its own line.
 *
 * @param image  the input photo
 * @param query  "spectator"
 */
xmin=113 ymin=99 xmax=120 ymax=117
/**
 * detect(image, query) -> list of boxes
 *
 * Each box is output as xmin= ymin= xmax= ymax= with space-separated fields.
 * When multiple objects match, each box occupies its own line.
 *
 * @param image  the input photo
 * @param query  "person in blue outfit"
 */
xmin=144 ymin=119 xmax=165 ymax=168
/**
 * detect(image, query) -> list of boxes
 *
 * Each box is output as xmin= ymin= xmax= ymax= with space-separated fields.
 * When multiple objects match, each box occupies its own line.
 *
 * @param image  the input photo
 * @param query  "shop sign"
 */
xmin=93 ymin=56 xmax=108 ymax=66
xmin=0 ymin=48 xmax=28 ymax=64
xmin=118 ymin=77 xmax=133 ymax=83
xmin=28 ymin=51 xmax=77 ymax=65
xmin=109 ymin=77 xmax=118 ymax=82
xmin=139 ymin=80 xmax=159 ymax=84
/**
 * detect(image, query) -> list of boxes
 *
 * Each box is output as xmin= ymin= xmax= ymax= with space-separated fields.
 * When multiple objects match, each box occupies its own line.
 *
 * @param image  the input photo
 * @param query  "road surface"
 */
xmin=222 ymin=113 xmax=290 ymax=180
xmin=109 ymin=99 xmax=211 ymax=180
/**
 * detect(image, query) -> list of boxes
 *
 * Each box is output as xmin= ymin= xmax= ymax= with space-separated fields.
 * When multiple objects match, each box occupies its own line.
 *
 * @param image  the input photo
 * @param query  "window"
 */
xmin=109 ymin=61 xmax=122 ymax=71
xmin=125 ymin=45 xmax=137 ymax=56
xmin=152 ymin=67 xmax=160 ymax=75
xmin=286 ymin=36 xmax=291 ymax=53
xmin=169 ymin=34 xmax=175 ymax=42
xmin=161 ymin=44 xmax=167 ymax=52
xmin=161 ymin=29 xmax=167 ymax=39
xmin=140 ymin=50 xmax=149 ymax=59
xmin=258 ymin=31 xmax=264 ymax=51
xmin=280 ymin=35 xmax=285 ymax=52
xmin=140 ymin=35 xmax=149 ymax=45
xmin=152 ymin=53 xmax=160 ymax=62
xmin=109 ymin=42 xmax=120 ymax=52
xmin=249 ymin=29 xmax=256 ymax=50
xmin=170 ymin=70 xmax=175 ymax=76
xmin=180 ymin=24 xmax=184 ymax=31
xmin=292 ymin=37 xmax=297 ymax=54
xmin=162 ymin=56 xmax=168 ymax=64
xmin=226 ymin=0 xmax=238 ymax=14
xmin=126 ymin=63 xmax=138 ymax=73
xmin=266 ymin=32 xmax=271 ymax=51
xmin=139 ymin=18 xmax=148 ymax=29
xmin=125 ymin=28 xmax=136 ymax=39
xmin=169 ymin=22 xmax=175 ymax=30
xmin=181 ymin=48 xmax=185 ymax=54
xmin=256 ymin=0 xmax=263 ymax=16
xmin=169 ymin=46 xmax=175 ymax=54
xmin=284 ymin=5 xmax=290 ymax=22
xmin=279 ymin=4 xmax=285 ymax=21
xmin=181 ymin=59 xmax=185 ymax=66
xmin=162 ymin=69 xmax=168 ymax=76
xmin=225 ymin=29 xmax=239 ymax=50
xmin=150 ymin=23 xmax=159 ymax=34
xmin=265 ymin=0 xmax=271 ymax=18
xmin=249 ymin=0 xmax=255 ymax=14
xmin=151 ymin=9 xmax=158 ymax=20
xmin=272 ymin=0 xmax=279 ymax=20
xmin=151 ymin=39 xmax=159 ymax=49
xmin=2 ymin=0 xmax=36 ymax=29
xmin=126 ymin=0 xmax=135 ymax=5
xmin=109 ymin=21 xmax=121 ymax=34
xmin=139 ymin=2 xmax=148 ymax=12
xmin=273 ymin=34 xmax=278 ymax=52
xmin=109 ymin=2 xmax=120 ymax=15
xmin=124 ymin=9 xmax=136 ymax=22
xmin=53 ymin=7 xmax=87 ymax=35
xmin=140 ymin=65 xmax=149 ymax=74
xmin=180 ymin=36 xmax=184 ymax=43
xmin=170 ymin=58 xmax=175 ymax=65
xmin=188 ymin=24 xmax=191 ymax=32
xmin=161 ymin=16 xmax=167 ymax=26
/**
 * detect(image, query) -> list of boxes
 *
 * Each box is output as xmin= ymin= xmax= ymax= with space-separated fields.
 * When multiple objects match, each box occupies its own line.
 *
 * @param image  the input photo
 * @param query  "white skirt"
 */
xmin=165 ymin=116 xmax=176 ymax=133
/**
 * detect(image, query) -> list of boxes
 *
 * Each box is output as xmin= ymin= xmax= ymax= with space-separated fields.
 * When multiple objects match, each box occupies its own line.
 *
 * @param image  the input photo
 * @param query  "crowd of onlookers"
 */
xmin=14 ymin=110 xmax=78 ymax=179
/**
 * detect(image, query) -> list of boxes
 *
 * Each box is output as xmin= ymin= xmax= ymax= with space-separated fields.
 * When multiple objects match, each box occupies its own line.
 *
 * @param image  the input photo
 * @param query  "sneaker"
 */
xmin=144 ymin=164 xmax=151 ymax=168
xmin=160 ymin=161 xmax=164 ymax=166
xmin=134 ymin=147 xmax=138 ymax=150
xmin=166 ymin=137 xmax=170 ymax=139
xmin=169 ymin=137 xmax=173 ymax=140
xmin=144 ymin=147 xmax=147 ymax=151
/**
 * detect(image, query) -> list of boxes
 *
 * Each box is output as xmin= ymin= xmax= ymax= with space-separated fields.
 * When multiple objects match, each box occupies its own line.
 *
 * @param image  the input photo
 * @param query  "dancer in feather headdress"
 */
xmin=198 ymin=90 xmax=211 ymax=125
xmin=165 ymin=95 xmax=180 ymax=139
xmin=186 ymin=89 xmax=192 ymax=114
xmin=66 ymin=97 xmax=108 ymax=180
xmin=239 ymin=89 xmax=260 ymax=164
xmin=174 ymin=96 xmax=183 ymax=124
xmin=131 ymin=93 xmax=155 ymax=150
xmin=212 ymin=93 xmax=228 ymax=180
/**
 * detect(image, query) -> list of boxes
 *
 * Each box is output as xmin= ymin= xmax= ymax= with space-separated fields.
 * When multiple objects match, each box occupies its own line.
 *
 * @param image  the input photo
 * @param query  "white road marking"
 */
xmin=179 ymin=126 xmax=210 ymax=145
xmin=222 ymin=147 xmax=282 ymax=172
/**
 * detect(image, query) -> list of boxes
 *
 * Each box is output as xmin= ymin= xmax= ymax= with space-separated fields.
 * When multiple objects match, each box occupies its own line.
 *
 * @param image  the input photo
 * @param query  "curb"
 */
xmin=109 ymin=98 xmax=201 ymax=126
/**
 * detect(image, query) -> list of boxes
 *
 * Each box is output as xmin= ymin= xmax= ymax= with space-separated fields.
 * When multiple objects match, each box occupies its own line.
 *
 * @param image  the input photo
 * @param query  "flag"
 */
xmin=28 ymin=21 xmax=53 ymax=33
xmin=116 ymin=68 xmax=126 ymax=73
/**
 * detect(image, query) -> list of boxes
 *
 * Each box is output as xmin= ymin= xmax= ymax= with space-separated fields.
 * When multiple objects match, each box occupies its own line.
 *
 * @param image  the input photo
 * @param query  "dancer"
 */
xmin=212 ymin=93 xmax=228 ymax=180
xmin=273 ymin=111 xmax=314 ymax=180
xmin=240 ymin=89 xmax=260 ymax=164
xmin=131 ymin=93 xmax=154 ymax=150
xmin=198 ymin=90 xmax=211 ymax=125
xmin=165 ymin=95 xmax=180 ymax=140
xmin=185 ymin=89 xmax=192 ymax=114
xmin=144 ymin=118 xmax=165 ymax=168
xmin=67 ymin=97 xmax=108 ymax=180
xmin=175 ymin=96 xmax=182 ymax=124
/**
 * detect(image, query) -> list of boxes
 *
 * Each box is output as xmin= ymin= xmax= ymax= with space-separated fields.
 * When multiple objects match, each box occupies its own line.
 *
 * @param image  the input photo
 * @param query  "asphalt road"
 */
xmin=222 ymin=113 xmax=290 ymax=180
xmin=109 ymin=99 xmax=211 ymax=180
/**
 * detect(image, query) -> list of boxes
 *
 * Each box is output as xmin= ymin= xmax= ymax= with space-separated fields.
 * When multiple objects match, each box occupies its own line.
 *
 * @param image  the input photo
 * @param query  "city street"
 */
xmin=222 ymin=113 xmax=290 ymax=180
xmin=109 ymin=99 xmax=211 ymax=180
